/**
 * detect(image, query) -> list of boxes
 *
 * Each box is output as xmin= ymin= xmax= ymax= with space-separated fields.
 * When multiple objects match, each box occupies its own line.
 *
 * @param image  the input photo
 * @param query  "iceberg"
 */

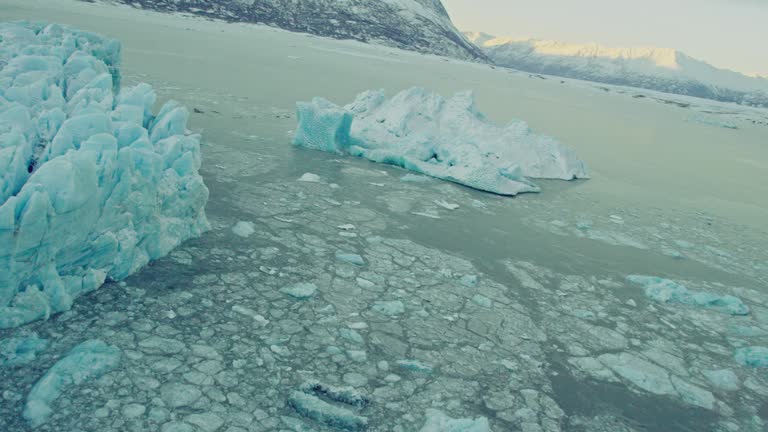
xmin=24 ymin=339 xmax=121 ymax=427
xmin=626 ymin=276 xmax=750 ymax=315
xmin=0 ymin=22 xmax=209 ymax=328
xmin=293 ymin=87 xmax=588 ymax=195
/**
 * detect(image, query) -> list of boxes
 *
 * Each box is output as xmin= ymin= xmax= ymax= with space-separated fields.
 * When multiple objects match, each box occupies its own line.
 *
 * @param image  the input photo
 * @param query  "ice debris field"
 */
xmin=294 ymin=87 xmax=589 ymax=196
xmin=0 ymin=22 xmax=209 ymax=329
xmin=1 ymin=10 xmax=768 ymax=432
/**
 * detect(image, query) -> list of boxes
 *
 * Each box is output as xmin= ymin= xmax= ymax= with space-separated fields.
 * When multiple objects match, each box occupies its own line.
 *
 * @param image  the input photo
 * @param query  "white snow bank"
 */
xmin=0 ymin=22 xmax=209 ymax=328
xmin=293 ymin=87 xmax=588 ymax=195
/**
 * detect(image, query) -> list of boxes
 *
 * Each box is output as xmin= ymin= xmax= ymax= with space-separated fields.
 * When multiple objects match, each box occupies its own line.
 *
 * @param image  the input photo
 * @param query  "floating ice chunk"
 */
xmin=356 ymin=278 xmax=375 ymax=289
xmin=24 ymin=340 xmax=121 ymax=427
xmin=288 ymin=391 xmax=368 ymax=431
xmin=472 ymin=294 xmax=492 ymax=308
xmin=297 ymin=172 xmax=321 ymax=182
xmin=336 ymin=252 xmax=365 ymax=266
xmin=626 ymin=276 xmax=749 ymax=315
xmin=0 ymin=333 xmax=48 ymax=367
xmin=281 ymin=282 xmax=318 ymax=299
xmin=412 ymin=211 xmax=441 ymax=219
xmin=294 ymin=87 xmax=588 ymax=196
xmin=419 ymin=409 xmax=491 ymax=432
xmin=460 ymin=274 xmax=479 ymax=287
xmin=232 ymin=305 xmax=269 ymax=325
xmin=703 ymin=369 xmax=739 ymax=391
xmin=597 ymin=352 xmax=675 ymax=396
xmin=434 ymin=200 xmax=459 ymax=210
xmin=0 ymin=22 xmax=209 ymax=329
xmin=734 ymin=346 xmax=768 ymax=368
xmin=232 ymin=221 xmax=256 ymax=238
xmin=372 ymin=300 xmax=405 ymax=316
xmin=396 ymin=359 xmax=433 ymax=374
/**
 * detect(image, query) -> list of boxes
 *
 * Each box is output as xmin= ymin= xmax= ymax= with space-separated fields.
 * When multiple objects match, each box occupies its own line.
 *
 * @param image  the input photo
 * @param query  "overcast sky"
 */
xmin=441 ymin=0 xmax=768 ymax=75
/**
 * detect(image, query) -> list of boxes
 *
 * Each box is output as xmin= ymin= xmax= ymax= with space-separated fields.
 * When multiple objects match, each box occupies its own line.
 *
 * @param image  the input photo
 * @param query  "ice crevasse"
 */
xmin=0 ymin=22 xmax=209 ymax=328
xmin=294 ymin=87 xmax=588 ymax=195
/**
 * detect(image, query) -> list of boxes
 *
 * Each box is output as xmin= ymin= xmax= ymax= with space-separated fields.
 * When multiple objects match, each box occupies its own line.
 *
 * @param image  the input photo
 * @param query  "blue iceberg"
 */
xmin=0 ymin=22 xmax=209 ymax=328
xmin=626 ymin=276 xmax=749 ymax=315
xmin=23 ymin=339 xmax=121 ymax=427
xmin=294 ymin=87 xmax=588 ymax=196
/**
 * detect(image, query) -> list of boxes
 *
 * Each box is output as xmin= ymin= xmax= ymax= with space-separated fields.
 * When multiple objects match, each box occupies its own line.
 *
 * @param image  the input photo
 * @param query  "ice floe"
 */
xmin=24 ymin=340 xmax=121 ymax=426
xmin=627 ymin=276 xmax=750 ymax=315
xmin=420 ymin=409 xmax=491 ymax=432
xmin=294 ymin=87 xmax=588 ymax=195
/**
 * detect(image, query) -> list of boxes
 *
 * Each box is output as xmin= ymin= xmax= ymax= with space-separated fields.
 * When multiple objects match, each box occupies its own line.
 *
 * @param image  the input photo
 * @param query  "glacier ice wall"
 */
xmin=294 ymin=87 xmax=588 ymax=196
xmin=0 ymin=22 xmax=209 ymax=328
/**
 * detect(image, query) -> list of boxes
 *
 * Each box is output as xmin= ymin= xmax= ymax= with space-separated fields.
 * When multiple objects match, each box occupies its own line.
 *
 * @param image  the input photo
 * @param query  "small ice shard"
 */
xmin=294 ymin=87 xmax=588 ymax=196
xmin=232 ymin=221 xmax=256 ymax=238
xmin=434 ymin=200 xmax=459 ymax=210
xmin=288 ymin=391 xmax=368 ymax=431
xmin=24 ymin=340 xmax=121 ymax=427
xmin=396 ymin=359 xmax=433 ymax=374
xmin=372 ymin=300 xmax=405 ymax=316
xmin=0 ymin=334 xmax=48 ymax=367
xmin=336 ymin=252 xmax=365 ymax=266
xmin=281 ymin=282 xmax=318 ymax=299
xmin=356 ymin=278 xmax=375 ymax=289
xmin=703 ymin=369 xmax=739 ymax=391
xmin=232 ymin=305 xmax=269 ymax=325
xmin=419 ymin=408 xmax=491 ymax=432
xmin=626 ymin=276 xmax=749 ymax=315
xmin=472 ymin=294 xmax=492 ymax=308
xmin=734 ymin=346 xmax=768 ymax=368
xmin=412 ymin=211 xmax=441 ymax=219
xmin=297 ymin=172 xmax=321 ymax=182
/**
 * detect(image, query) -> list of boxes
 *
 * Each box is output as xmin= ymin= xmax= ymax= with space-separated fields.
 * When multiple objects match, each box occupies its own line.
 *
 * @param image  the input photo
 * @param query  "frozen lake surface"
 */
xmin=1 ymin=1 xmax=767 ymax=431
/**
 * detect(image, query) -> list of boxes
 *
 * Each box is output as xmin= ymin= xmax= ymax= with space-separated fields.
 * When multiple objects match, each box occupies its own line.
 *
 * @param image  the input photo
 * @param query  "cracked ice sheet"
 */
xmin=0 ymin=149 xmax=575 ymax=431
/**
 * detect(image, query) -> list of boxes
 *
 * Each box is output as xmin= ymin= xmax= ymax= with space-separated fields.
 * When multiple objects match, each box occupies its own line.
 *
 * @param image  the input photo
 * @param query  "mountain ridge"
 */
xmin=86 ymin=0 xmax=487 ymax=61
xmin=467 ymin=32 xmax=768 ymax=108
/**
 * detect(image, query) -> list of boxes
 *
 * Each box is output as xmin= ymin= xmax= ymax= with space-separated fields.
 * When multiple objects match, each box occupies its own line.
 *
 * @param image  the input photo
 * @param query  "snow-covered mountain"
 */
xmin=91 ymin=0 xmax=486 ymax=61
xmin=467 ymin=32 xmax=768 ymax=108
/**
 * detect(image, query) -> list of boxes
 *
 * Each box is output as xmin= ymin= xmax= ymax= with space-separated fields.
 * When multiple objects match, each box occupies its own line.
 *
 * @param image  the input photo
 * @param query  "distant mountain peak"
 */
xmin=466 ymin=32 xmax=768 ymax=107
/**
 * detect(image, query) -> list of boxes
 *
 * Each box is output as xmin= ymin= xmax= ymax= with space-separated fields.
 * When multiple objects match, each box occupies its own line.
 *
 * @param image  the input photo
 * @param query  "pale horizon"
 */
xmin=443 ymin=0 xmax=768 ymax=76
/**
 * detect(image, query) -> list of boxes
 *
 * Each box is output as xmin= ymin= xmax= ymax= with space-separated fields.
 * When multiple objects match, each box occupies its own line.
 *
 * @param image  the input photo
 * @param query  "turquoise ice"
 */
xmin=626 ymin=276 xmax=750 ymax=315
xmin=0 ymin=22 xmax=209 ymax=328
xmin=0 ymin=333 xmax=48 ymax=367
xmin=23 ymin=339 xmax=121 ymax=427
xmin=294 ymin=87 xmax=588 ymax=196
xmin=734 ymin=346 xmax=768 ymax=368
